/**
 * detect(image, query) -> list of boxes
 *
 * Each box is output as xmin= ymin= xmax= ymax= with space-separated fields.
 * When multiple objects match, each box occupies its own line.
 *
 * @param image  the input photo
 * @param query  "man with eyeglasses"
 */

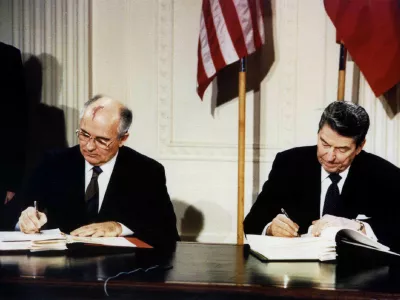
xmin=16 ymin=95 xmax=180 ymax=246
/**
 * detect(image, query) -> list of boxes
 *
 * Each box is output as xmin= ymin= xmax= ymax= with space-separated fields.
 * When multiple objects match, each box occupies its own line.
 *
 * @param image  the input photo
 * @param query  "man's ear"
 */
xmin=356 ymin=139 xmax=366 ymax=155
xmin=118 ymin=133 xmax=129 ymax=147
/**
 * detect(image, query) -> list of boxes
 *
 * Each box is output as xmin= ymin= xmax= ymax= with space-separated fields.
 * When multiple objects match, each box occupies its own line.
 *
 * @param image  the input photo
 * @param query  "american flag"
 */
xmin=197 ymin=0 xmax=265 ymax=99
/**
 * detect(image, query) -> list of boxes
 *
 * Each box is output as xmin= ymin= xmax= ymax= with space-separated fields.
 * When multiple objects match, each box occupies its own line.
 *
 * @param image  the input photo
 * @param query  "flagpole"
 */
xmin=237 ymin=57 xmax=246 ymax=245
xmin=337 ymin=42 xmax=347 ymax=101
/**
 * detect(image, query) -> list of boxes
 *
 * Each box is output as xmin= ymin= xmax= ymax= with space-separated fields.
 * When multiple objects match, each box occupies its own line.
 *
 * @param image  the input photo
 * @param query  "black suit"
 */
xmin=0 ymin=43 xmax=27 ymax=229
xmin=0 ymin=43 xmax=27 ymax=196
xmin=244 ymin=146 xmax=400 ymax=251
xmin=18 ymin=145 xmax=180 ymax=247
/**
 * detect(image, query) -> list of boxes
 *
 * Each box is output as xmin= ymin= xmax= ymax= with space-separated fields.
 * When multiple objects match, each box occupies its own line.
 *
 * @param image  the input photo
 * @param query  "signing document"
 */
xmin=246 ymin=227 xmax=395 ymax=261
xmin=0 ymin=229 xmax=135 ymax=252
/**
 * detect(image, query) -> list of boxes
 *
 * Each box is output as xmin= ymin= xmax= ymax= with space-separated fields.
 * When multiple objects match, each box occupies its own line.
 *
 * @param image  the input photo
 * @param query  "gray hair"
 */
xmin=318 ymin=101 xmax=370 ymax=147
xmin=80 ymin=94 xmax=133 ymax=139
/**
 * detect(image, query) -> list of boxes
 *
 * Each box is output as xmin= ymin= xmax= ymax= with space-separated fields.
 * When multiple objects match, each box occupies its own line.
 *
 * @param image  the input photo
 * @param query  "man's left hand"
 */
xmin=70 ymin=222 xmax=122 ymax=237
xmin=4 ymin=191 xmax=15 ymax=204
xmin=311 ymin=214 xmax=360 ymax=236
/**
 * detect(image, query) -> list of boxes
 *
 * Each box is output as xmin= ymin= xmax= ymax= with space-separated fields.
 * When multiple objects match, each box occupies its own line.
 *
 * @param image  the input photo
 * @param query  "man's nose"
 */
xmin=326 ymin=148 xmax=336 ymax=161
xmin=86 ymin=138 xmax=96 ymax=151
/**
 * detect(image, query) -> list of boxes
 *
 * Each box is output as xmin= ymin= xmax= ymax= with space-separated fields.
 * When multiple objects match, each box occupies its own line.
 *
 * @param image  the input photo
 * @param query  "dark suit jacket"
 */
xmin=244 ymin=146 xmax=400 ymax=251
xmin=18 ymin=145 xmax=180 ymax=247
xmin=0 ymin=42 xmax=27 ymax=193
xmin=0 ymin=43 xmax=27 ymax=230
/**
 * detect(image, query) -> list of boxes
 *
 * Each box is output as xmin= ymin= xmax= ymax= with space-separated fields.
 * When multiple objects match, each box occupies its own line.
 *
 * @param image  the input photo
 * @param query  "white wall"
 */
xmin=0 ymin=0 xmax=12 ymax=44
xmin=2 ymin=0 xmax=400 ymax=243
xmin=3 ymin=0 xmax=89 ymax=147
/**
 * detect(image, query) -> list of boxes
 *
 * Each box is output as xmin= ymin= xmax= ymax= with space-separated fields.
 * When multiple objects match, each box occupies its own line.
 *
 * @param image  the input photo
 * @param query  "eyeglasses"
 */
xmin=75 ymin=129 xmax=116 ymax=150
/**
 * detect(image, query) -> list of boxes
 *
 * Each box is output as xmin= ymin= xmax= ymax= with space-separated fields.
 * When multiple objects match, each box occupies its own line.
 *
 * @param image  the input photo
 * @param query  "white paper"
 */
xmin=0 ymin=241 xmax=32 ymax=250
xmin=0 ymin=229 xmax=136 ymax=251
xmin=246 ymin=234 xmax=336 ymax=261
xmin=66 ymin=235 xmax=136 ymax=247
xmin=0 ymin=229 xmax=65 ymax=242
xmin=247 ymin=226 xmax=392 ymax=261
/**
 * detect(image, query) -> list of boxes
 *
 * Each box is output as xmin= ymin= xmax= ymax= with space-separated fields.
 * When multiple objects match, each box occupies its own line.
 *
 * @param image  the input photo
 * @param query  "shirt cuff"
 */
xmin=361 ymin=221 xmax=377 ymax=241
xmin=261 ymin=222 xmax=272 ymax=235
xmin=118 ymin=223 xmax=134 ymax=236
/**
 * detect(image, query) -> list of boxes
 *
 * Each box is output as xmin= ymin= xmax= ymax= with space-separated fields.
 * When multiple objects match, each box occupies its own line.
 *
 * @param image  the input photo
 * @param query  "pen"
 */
xmin=34 ymin=201 xmax=41 ymax=233
xmin=281 ymin=208 xmax=290 ymax=219
xmin=281 ymin=208 xmax=299 ymax=236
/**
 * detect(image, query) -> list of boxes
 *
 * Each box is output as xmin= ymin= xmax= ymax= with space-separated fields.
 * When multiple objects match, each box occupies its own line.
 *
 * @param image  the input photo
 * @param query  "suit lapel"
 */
xmin=296 ymin=147 xmax=322 ymax=223
xmin=291 ymin=147 xmax=322 ymax=231
xmin=309 ymin=151 xmax=322 ymax=218
xmin=53 ymin=146 xmax=86 ymax=231
xmin=77 ymin=152 xmax=85 ymax=203
xmin=72 ymin=148 xmax=86 ymax=218
xmin=66 ymin=146 xmax=85 ymax=204
xmin=340 ymin=153 xmax=363 ymax=218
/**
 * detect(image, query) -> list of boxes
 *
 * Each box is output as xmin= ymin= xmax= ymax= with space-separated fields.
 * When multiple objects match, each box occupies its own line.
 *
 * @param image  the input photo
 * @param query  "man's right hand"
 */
xmin=18 ymin=207 xmax=47 ymax=233
xmin=266 ymin=214 xmax=299 ymax=237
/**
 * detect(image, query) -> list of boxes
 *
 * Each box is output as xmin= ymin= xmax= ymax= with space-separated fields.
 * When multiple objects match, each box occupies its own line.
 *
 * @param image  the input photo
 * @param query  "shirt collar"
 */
xmin=321 ymin=165 xmax=350 ymax=183
xmin=85 ymin=151 xmax=118 ymax=176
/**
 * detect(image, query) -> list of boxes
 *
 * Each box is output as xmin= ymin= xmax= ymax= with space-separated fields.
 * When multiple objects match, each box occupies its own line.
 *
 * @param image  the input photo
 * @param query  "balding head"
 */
xmin=77 ymin=95 xmax=132 ymax=166
xmin=80 ymin=95 xmax=132 ymax=138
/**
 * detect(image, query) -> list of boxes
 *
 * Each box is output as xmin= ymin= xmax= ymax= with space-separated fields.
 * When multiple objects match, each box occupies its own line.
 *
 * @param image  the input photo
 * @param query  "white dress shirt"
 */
xmin=320 ymin=167 xmax=376 ymax=240
xmin=262 ymin=166 xmax=377 ymax=239
xmin=85 ymin=152 xmax=133 ymax=236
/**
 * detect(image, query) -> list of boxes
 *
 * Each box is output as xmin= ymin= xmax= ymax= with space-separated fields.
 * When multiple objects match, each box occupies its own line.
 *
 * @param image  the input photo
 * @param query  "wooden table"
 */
xmin=1 ymin=242 xmax=400 ymax=299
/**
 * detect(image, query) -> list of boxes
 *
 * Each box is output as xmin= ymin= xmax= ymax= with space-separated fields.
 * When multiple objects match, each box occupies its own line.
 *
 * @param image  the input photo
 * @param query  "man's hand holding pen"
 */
xmin=18 ymin=205 xmax=47 ymax=234
xmin=266 ymin=208 xmax=299 ymax=237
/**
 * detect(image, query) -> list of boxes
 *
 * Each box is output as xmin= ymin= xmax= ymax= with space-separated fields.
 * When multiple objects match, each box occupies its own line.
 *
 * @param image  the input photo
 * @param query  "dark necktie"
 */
xmin=322 ymin=173 xmax=342 ymax=216
xmin=85 ymin=166 xmax=103 ymax=222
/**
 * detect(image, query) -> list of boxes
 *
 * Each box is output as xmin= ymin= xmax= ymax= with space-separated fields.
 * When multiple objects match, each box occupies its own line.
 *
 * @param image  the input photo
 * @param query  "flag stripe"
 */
xmin=250 ymin=0 xmax=263 ymax=48
xmin=255 ymin=0 xmax=265 ymax=45
xmin=220 ymin=0 xmax=249 ymax=57
xmin=199 ymin=8 xmax=217 ymax=78
xmin=203 ymin=0 xmax=226 ymax=73
xmin=197 ymin=0 xmax=265 ymax=99
xmin=209 ymin=0 xmax=239 ymax=65
xmin=197 ymin=40 xmax=210 ymax=88
xmin=197 ymin=39 xmax=216 ymax=99
xmin=232 ymin=0 xmax=255 ymax=54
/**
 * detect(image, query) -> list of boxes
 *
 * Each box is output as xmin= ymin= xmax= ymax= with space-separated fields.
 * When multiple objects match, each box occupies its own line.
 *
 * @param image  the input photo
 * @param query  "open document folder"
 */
xmin=246 ymin=227 xmax=397 ymax=262
xmin=0 ymin=229 xmax=136 ymax=252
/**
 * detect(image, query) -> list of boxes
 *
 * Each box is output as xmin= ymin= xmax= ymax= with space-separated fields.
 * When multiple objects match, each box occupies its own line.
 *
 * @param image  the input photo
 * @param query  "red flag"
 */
xmin=324 ymin=0 xmax=400 ymax=97
xmin=197 ymin=0 xmax=265 ymax=99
